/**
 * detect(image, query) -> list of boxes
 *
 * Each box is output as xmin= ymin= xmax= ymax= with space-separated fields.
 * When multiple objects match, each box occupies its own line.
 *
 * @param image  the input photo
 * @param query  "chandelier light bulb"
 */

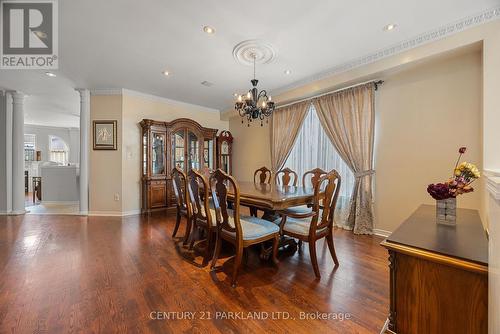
xmin=247 ymin=91 xmax=251 ymax=99
xmin=268 ymin=95 xmax=272 ymax=101
xmin=237 ymin=95 xmax=242 ymax=102
xmin=262 ymin=101 xmax=266 ymax=107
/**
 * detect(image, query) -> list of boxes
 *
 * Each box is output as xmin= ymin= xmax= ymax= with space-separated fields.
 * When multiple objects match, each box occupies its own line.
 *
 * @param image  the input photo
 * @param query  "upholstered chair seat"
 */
xmin=273 ymin=213 xmax=325 ymax=236
xmin=282 ymin=204 xmax=311 ymax=215
xmin=223 ymin=216 xmax=280 ymax=240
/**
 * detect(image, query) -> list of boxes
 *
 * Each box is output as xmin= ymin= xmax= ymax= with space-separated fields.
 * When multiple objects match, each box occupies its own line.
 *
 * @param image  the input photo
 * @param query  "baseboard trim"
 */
xmin=88 ymin=210 xmax=141 ymax=217
xmin=40 ymin=201 xmax=79 ymax=205
xmin=373 ymin=229 xmax=392 ymax=238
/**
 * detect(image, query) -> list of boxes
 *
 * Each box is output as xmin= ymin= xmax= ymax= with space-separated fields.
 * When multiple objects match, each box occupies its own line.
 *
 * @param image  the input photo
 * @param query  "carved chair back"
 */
xmin=187 ymin=169 xmax=212 ymax=228
xmin=172 ymin=167 xmax=187 ymax=211
xmin=209 ymin=169 xmax=243 ymax=242
xmin=302 ymin=168 xmax=328 ymax=188
xmin=254 ymin=166 xmax=272 ymax=184
xmin=276 ymin=167 xmax=298 ymax=186
xmin=309 ymin=170 xmax=341 ymax=234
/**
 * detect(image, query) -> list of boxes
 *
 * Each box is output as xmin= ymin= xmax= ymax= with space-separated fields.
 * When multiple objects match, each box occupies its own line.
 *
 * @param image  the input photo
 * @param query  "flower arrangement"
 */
xmin=427 ymin=147 xmax=480 ymax=200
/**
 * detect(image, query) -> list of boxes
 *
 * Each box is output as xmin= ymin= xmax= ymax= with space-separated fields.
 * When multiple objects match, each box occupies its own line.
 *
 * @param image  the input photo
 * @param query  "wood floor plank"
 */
xmin=0 ymin=213 xmax=389 ymax=333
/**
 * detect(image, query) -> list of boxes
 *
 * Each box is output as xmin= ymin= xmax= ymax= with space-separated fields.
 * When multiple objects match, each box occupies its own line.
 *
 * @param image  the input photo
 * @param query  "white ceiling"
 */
xmin=0 ymin=0 xmax=499 ymax=127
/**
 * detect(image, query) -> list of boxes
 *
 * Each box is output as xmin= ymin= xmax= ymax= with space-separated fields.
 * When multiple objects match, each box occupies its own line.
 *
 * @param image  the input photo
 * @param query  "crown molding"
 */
xmin=121 ymin=89 xmax=220 ymax=113
xmin=90 ymin=88 xmax=220 ymax=113
xmin=89 ymin=88 xmax=123 ymax=96
xmin=273 ymin=6 xmax=500 ymax=96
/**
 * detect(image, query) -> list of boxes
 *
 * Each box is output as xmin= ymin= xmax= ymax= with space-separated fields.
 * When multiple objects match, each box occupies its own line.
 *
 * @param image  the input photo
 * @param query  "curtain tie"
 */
xmin=354 ymin=170 xmax=375 ymax=178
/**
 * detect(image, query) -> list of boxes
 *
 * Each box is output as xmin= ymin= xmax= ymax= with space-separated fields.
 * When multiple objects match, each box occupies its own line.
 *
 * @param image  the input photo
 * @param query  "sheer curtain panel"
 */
xmin=313 ymin=83 xmax=375 ymax=234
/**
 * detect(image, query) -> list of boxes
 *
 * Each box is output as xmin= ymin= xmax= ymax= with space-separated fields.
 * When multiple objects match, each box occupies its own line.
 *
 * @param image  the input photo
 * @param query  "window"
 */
xmin=283 ymin=105 xmax=355 ymax=228
xmin=24 ymin=134 xmax=36 ymax=161
xmin=49 ymin=136 xmax=69 ymax=165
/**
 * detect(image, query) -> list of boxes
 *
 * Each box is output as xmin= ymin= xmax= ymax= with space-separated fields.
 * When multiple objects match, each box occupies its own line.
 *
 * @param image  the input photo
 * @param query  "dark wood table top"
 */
xmin=384 ymin=204 xmax=488 ymax=266
xmin=227 ymin=181 xmax=316 ymax=211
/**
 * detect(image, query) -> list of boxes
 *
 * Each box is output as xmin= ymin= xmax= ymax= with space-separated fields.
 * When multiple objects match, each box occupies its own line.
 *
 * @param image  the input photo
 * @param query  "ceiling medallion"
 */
xmin=232 ymin=39 xmax=276 ymax=66
xmin=233 ymin=40 xmax=276 ymax=127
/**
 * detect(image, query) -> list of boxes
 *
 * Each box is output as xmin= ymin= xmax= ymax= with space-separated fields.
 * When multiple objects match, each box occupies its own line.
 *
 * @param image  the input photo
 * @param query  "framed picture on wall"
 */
xmin=93 ymin=120 xmax=117 ymax=150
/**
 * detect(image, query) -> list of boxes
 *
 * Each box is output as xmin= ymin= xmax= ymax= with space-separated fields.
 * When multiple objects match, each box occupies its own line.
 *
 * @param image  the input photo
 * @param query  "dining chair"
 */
xmin=171 ymin=166 xmax=191 ymax=245
xmin=285 ymin=168 xmax=329 ymax=217
xmin=275 ymin=167 xmax=298 ymax=186
xmin=254 ymin=166 xmax=272 ymax=184
xmin=210 ymin=169 xmax=280 ymax=287
xmin=186 ymin=169 xmax=215 ymax=266
xmin=303 ymin=167 xmax=328 ymax=188
xmin=275 ymin=170 xmax=341 ymax=278
xmin=250 ymin=166 xmax=272 ymax=216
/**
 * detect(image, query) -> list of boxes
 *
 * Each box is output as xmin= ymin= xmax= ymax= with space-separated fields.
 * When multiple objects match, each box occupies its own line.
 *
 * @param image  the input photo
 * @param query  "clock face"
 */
xmin=221 ymin=141 xmax=229 ymax=155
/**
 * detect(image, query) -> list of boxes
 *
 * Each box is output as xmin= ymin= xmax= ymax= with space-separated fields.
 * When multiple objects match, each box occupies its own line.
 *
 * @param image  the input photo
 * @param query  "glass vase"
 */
xmin=436 ymin=197 xmax=457 ymax=225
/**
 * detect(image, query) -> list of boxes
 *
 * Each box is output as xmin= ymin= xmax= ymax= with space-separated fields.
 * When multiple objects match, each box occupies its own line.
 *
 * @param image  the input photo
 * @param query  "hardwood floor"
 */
xmin=0 ymin=212 xmax=389 ymax=333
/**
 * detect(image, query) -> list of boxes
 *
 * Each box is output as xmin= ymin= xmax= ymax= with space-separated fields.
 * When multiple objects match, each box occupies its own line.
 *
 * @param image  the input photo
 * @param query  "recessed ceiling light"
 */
xmin=383 ymin=23 xmax=397 ymax=31
xmin=203 ymin=26 xmax=216 ymax=35
xmin=201 ymin=81 xmax=214 ymax=87
xmin=284 ymin=69 xmax=292 ymax=75
xmin=162 ymin=70 xmax=170 ymax=76
xmin=45 ymin=71 xmax=56 ymax=77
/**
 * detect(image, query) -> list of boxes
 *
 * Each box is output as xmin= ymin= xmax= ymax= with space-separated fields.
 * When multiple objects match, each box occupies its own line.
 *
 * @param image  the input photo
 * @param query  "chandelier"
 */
xmin=235 ymin=55 xmax=275 ymax=126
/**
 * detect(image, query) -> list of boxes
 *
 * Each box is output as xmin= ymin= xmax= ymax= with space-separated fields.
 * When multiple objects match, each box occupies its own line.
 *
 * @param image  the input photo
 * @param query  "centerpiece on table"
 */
xmin=427 ymin=147 xmax=480 ymax=225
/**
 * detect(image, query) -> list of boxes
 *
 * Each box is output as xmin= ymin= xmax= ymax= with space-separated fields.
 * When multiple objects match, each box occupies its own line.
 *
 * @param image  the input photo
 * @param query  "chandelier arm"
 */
xmin=257 ymin=90 xmax=268 ymax=100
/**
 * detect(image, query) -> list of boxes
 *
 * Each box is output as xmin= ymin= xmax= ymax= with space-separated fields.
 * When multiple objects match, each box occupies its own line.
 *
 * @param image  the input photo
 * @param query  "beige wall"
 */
xmin=229 ymin=50 xmax=483 ymax=233
xmin=373 ymin=50 xmax=482 ymax=232
xmin=229 ymin=120 xmax=271 ymax=182
xmin=121 ymin=93 xmax=229 ymax=214
xmin=89 ymin=95 xmax=123 ymax=214
xmin=89 ymin=91 xmax=228 ymax=215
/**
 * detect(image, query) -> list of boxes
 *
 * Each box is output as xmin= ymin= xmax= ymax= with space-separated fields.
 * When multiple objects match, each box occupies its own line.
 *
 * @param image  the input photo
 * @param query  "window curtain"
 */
xmin=283 ymin=106 xmax=355 ymax=229
xmin=270 ymin=101 xmax=310 ymax=172
xmin=312 ymin=83 xmax=375 ymax=235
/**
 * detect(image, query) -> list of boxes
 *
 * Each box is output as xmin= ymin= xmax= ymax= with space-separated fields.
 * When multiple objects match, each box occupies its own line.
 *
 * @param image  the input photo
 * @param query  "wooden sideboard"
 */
xmin=381 ymin=205 xmax=488 ymax=334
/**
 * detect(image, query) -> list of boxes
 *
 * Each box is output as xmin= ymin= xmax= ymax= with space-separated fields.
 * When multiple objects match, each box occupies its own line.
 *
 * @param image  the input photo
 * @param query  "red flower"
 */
xmin=459 ymin=147 xmax=467 ymax=154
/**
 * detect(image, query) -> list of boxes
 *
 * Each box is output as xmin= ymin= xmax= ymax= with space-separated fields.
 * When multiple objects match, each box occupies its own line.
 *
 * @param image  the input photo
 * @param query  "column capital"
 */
xmin=6 ymin=91 xmax=25 ymax=104
xmin=75 ymin=88 xmax=90 ymax=99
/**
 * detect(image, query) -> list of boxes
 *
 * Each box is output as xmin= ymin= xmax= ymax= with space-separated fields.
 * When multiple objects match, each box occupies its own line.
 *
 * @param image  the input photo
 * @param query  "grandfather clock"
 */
xmin=216 ymin=130 xmax=233 ymax=174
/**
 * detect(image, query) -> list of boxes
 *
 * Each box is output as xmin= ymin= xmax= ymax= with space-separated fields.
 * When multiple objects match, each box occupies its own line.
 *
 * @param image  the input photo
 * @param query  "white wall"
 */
xmin=482 ymin=24 xmax=500 ymax=334
xmin=24 ymin=124 xmax=80 ymax=164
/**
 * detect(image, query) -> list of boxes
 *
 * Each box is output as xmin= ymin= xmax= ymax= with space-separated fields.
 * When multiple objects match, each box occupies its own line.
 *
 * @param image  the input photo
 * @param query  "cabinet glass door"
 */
xmin=203 ymin=139 xmax=214 ymax=169
xmin=151 ymin=132 xmax=165 ymax=175
xmin=187 ymin=131 xmax=199 ymax=170
xmin=142 ymin=133 xmax=148 ymax=176
xmin=172 ymin=130 xmax=185 ymax=170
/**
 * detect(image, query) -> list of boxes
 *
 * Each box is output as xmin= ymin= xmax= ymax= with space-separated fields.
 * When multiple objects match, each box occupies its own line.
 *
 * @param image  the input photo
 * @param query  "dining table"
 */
xmin=225 ymin=181 xmax=320 ymax=258
xmin=227 ymin=181 xmax=318 ymax=213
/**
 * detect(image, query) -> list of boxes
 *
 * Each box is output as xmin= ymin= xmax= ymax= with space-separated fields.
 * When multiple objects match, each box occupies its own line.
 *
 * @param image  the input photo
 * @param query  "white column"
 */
xmin=10 ymin=91 xmax=25 ymax=215
xmin=76 ymin=89 xmax=90 ymax=214
xmin=0 ymin=91 xmax=13 ymax=214
xmin=5 ymin=92 xmax=13 ymax=213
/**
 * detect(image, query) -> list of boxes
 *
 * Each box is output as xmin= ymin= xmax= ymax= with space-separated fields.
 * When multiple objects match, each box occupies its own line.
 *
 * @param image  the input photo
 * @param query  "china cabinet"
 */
xmin=216 ymin=130 xmax=233 ymax=174
xmin=141 ymin=118 xmax=217 ymax=213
